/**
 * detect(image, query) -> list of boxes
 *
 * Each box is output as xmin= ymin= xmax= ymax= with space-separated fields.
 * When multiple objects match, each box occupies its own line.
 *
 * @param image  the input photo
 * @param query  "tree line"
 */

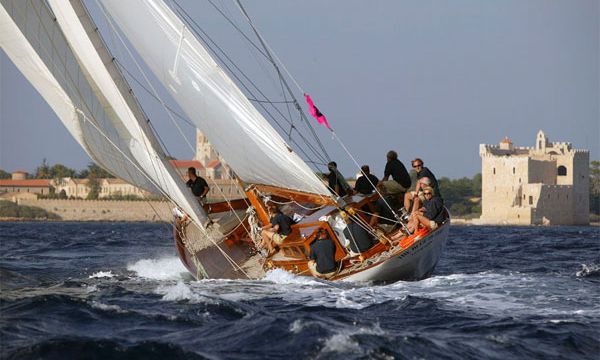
xmin=1 ymin=160 xmax=599 ymax=216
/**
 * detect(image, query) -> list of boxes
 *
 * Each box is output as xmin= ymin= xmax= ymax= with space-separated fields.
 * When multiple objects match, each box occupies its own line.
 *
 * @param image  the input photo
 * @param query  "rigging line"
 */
xmin=171 ymin=3 xmax=329 ymax=166
xmin=248 ymin=99 xmax=294 ymax=104
xmin=95 ymin=0 xmax=196 ymax=155
xmin=85 ymin=113 xmax=249 ymax=278
xmin=91 ymin=2 xmax=250 ymax=278
xmin=79 ymin=1 xmax=176 ymax=207
xmin=233 ymin=0 xmax=331 ymax=163
xmin=100 ymin=0 xmax=252 ymax=226
xmin=332 ymin=132 xmax=411 ymax=233
xmin=114 ymin=59 xmax=196 ymax=127
xmin=33 ymin=1 xmax=151 ymax=194
xmin=77 ymin=2 xmax=175 ymax=230
xmin=233 ymin=0 xmax=303 ymax=95
xmin=173 ymin=0 xmax=269 ymax=60
xmin=98 ymin=2 xmax=254 ymax=238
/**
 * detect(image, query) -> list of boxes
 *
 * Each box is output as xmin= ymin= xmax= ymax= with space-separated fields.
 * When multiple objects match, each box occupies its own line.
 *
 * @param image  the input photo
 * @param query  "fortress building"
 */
xmin=479 ymin=130 xmax=589 ymax=225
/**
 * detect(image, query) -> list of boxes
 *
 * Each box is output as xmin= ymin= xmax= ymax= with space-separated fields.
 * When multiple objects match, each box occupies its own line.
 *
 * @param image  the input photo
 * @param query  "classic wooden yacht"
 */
xmin=2 ymin=0 xmax=449 ymax=283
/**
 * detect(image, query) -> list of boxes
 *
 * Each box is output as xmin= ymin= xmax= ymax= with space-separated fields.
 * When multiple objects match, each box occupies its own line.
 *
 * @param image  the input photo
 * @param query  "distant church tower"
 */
xmin=195 ymin=129 xmax=219 ymax=166
xmin=194 ymin=129 xmax=233 ymax=180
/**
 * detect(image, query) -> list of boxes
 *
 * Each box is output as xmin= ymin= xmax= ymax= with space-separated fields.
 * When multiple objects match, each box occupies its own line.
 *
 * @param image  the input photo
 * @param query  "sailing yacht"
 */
xmin=0 ymin=0 xmax=450 ymax=283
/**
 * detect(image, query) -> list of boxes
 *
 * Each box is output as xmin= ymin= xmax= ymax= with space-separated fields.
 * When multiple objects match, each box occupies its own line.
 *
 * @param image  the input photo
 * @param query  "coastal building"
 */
xmin=0 ymin=171 xmax=53 ymax=196
xmin=99 ymin=178 xmax=151 ymax=198
xmin=479 ymin=130 xmax=589 ymax=225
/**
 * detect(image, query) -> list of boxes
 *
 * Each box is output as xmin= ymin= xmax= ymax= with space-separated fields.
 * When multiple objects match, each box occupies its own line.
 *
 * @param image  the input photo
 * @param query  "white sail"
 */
xmin=1 ymin=0 xmax=208 ymax=226
xmin=100 ymin=0 xmax=331 ymax=197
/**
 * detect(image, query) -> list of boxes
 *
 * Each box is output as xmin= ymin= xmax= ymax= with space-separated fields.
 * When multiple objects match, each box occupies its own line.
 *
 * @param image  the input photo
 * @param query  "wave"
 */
xmin=148 ymin=270 xmax=598 ymax=319
xmin=127 ymin=257 xmax=190 ymax=281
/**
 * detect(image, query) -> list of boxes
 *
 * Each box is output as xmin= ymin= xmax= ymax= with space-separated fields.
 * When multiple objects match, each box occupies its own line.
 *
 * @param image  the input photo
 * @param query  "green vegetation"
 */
xmin=0 ymin=169 xmax=10 ymax=179
xmin=437 ymin=174 xmax=481 ymax=217
xmin=0 ymin=200 xmax=61 ymax=220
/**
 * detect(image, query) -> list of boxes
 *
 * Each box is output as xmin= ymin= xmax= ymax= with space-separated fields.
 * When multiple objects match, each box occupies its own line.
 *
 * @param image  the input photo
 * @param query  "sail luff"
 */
xmin=0 ymin=0 xmax=208 ymax=227
xmin=47 ymin=0 xmax=208 ymax=226
xmin=100 ymin=0 xmax=332 ymax=198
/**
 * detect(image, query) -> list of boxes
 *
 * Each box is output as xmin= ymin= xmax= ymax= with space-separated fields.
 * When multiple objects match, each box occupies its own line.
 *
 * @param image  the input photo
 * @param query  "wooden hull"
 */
xmin=174 ymin=214 xmax=450 ymax=283
xmin=340 ymin=222 xmax=449 ymax=282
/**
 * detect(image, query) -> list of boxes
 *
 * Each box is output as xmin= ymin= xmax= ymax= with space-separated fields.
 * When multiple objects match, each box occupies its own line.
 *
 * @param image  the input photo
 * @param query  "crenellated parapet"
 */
xmin=479 ymin=130 xmax=589 ymax=225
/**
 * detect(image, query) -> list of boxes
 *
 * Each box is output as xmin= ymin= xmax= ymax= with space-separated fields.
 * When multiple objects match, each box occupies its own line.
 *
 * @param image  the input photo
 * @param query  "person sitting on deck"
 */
xmin=327 ymin=161 xmax=352 ymax=197
xmin=411 ymin=158 xmax=441 ymax=199
xmin=343 ymin=212 xmax=376 ymax=255
xmin=260 ymin=205 xmax=294 ymax=256
xmin=308 ymin=228 xmax=337 ymax=279
xmin=378 ymin=150 xmax=411 ymax=203
xmin=407 ymin=186 xmax=446 ymax=233
xmin=354 ymin=165 xmax=380 ymax=195
xmin=403 ymin=176 xmax=432 ymax=215
xmin=186 ymin=167 xmax=209 ymax=204
xmin=369 ymin=186 xmax=400 ymax=232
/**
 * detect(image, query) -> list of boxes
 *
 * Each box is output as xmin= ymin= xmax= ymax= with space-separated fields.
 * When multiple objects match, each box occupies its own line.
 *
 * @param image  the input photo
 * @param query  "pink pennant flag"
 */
xmin=304 ymin=93 xmax=331 ymax=130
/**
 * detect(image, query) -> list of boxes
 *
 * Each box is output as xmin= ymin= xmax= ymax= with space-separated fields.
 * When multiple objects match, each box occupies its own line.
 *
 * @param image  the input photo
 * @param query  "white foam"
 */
xmin=156 ymin=281 xmax=195 ymax=301
xmin=154 ymin=281 xmax=220 ymax=305
xmin=90 ymin=301 xmax=126 ymax=313
xmin=127 ymin=257 xmax=188 ymax=281
xmin=320 ymin=324 xmax=386 ymax=355
xmin=263 ymin=268 xmax=322 ymax=286
xmin=322 ymin=333 xmax=361 ymax=354
xmin=88 ymin=271 xmax=115 ymax=279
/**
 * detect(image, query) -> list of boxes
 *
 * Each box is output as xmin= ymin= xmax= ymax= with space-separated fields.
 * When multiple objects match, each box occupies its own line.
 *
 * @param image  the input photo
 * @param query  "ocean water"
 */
xmin=0 ymin=222 xmax=598 ymax=360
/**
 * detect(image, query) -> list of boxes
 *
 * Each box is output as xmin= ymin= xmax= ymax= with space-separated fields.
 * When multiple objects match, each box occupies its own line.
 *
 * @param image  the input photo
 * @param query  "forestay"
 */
xmin=100 ymin=0 xmax=331 ymax=197
xmin=0 ymin=0 xmax=208 ymax=226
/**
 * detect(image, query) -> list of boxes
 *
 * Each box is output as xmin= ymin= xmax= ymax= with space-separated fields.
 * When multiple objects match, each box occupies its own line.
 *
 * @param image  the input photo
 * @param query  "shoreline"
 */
xmin=2 ymin=216 xmax=598 ymax=227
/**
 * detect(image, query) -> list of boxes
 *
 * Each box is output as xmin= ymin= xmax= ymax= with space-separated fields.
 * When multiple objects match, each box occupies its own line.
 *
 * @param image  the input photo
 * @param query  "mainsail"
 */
xmin=0 ymin=0 xmax=208 ymax=226
xmin=100 ymin=0 xmax=331 ymax=197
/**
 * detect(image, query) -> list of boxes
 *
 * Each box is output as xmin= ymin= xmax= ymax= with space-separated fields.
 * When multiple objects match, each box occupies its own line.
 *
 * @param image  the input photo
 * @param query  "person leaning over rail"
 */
xmin=354 ymin=165 xmax=380 ymax=195
xmin=260 ymin=204 xmax=294 ymax=257
xmin=186 ymin=167 xmax=209 ymax=205
xmin=308 ymin=228 xmax=337 ymax=279
xmin=407 ymin=186 xmax=445 ymax=233
xmin=378 ymin=150 xmax=411 ymax=203
xmin=342 ymin=211 xmax=376 ymax=255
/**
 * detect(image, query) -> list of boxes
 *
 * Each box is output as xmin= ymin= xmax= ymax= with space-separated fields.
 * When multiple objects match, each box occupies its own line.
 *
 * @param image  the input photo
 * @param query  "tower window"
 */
xmin=493 ymin=167 xmax=496 ymax=175
xmin=529 ymin=196 xmax=533 ymax=205
xmin=557 ymin=166 xmax=567 ymax=176
xmin=513 ymin=167 xmax=515 ymax=174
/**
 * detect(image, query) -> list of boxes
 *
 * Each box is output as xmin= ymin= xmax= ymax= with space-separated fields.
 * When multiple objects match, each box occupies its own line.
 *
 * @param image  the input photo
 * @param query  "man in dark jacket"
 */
xmin=327 ymin=161 xmax=351 ymax=197
xmin=354 ymin=165 xmax=379 ymax=195
xmin=260 ymin=205 xmax=294 ymax=256
xmin=186 ymin=167 xmax=209 ymax=204
xmin=308 ymin=229 xmax=337 ymax=278
xmin=378 ymin=151 xmax=411 ymax=201
xmin=343 ymin=214 xmax=376 ymax=254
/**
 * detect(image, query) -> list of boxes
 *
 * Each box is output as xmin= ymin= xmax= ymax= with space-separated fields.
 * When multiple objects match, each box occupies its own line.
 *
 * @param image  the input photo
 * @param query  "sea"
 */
xmin=0 ymin=222 xmax=598 ymax=360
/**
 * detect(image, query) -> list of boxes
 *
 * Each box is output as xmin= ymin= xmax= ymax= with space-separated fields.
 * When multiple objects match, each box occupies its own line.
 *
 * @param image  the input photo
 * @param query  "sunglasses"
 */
xmin=412 ymin=164 xmax=423 ymax=168
xmin=423 ymin=192 xmax=432 ymax=195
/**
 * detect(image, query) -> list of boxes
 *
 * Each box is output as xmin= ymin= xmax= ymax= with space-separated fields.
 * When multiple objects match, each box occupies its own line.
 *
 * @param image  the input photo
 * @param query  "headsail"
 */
xmin=100 ymin=0 xmax=331 ymax=197
xmin=0 ymin=0 xmax=208 ymax=226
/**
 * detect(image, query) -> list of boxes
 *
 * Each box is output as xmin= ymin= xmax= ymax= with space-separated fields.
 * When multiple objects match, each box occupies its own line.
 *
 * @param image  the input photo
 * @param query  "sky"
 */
xmin=1 ymin=0 xmax=598 ymax=180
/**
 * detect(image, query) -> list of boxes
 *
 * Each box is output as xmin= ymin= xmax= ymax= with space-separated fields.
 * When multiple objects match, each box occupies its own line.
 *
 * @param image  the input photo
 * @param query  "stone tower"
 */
xmin=195 ymin=129 xmax=219 ymax=166
xmin=479 ymin=130 xmax=589 ymax=225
